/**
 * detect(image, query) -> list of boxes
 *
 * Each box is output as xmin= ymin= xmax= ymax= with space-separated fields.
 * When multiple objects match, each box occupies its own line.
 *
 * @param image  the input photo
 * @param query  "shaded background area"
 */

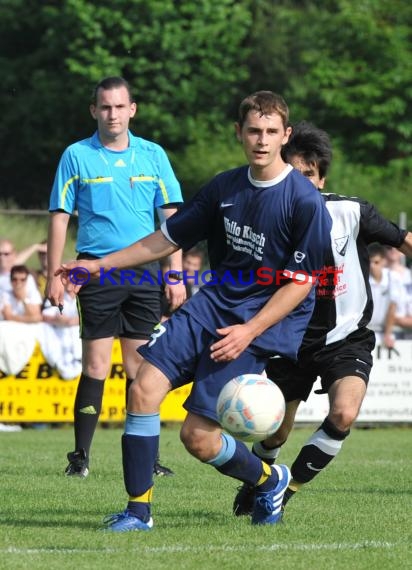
xmin=0 ymin=0 xmax=411 ymax=227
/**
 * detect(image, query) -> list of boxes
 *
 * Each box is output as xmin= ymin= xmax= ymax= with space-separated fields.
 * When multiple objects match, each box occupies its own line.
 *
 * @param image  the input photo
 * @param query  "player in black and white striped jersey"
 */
xmin=233 ymin=121 xmax=412 ymax=516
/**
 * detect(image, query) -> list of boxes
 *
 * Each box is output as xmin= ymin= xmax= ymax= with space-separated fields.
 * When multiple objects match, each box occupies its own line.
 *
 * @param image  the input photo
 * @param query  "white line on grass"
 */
xmin=2 ymin=541 xmax=404 ymax=555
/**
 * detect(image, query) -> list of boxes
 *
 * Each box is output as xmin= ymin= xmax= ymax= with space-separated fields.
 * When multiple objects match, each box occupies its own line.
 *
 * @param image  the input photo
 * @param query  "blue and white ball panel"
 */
xmin=216 ymin=374 xmax=285 ymax=441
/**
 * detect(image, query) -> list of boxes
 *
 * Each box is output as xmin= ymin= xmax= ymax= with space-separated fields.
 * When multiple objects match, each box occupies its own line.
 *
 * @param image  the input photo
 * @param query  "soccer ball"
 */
xmin=216 ymin=374 xmax=285 ymax=442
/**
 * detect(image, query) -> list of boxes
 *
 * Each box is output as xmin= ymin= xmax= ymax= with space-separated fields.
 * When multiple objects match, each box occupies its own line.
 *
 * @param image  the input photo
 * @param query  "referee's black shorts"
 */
xmin=76 ymin=254 xmax=162 ymax=341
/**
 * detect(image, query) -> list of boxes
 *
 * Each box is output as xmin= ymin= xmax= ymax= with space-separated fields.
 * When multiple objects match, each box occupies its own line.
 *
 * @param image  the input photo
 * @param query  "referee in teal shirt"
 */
xmin=47 ymin=76 xmax=186 ymax=478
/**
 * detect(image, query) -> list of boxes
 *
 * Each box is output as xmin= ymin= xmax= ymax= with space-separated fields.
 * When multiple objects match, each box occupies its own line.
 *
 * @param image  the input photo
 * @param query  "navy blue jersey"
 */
xmin=300 ymin=194 xmax=407 ymax=352
xmin=162 ymin=165 xmax=332 ymax=359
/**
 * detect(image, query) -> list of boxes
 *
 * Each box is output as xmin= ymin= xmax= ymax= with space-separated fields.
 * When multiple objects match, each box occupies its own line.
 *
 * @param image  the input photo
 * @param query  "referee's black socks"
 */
xmin=73 ymin=373 xmax=105 ymax=460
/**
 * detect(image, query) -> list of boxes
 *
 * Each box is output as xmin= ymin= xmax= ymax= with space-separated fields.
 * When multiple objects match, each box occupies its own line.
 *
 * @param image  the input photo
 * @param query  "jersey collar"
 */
xmin=247 ymin=164 xmax=293 ymax=188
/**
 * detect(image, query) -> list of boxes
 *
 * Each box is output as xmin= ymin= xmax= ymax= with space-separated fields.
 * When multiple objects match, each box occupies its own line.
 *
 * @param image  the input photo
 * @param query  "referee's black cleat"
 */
xmin=153 ymin=461 xmax=174 ymax=476
xmin=65 ymin=449 xmax=89 ymax=478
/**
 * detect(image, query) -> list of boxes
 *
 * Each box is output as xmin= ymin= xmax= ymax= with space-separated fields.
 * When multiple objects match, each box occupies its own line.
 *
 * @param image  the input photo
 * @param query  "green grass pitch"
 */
xmin=1 ymin=425 xmax=411 ymax=570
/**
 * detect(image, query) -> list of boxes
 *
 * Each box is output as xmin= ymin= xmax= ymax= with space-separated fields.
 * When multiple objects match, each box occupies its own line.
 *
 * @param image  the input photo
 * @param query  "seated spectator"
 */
xmin=182 ymin=247 xmax=204 ymax=298
xmin=160 ymin=248 xmax=205 ymax=320
xmin=0 ymin=239 xmax=18 ymax=294
xmin=40 ymin=289 xmax=82 ymax=379
xmin=0 ymin=265 xmax=42 ymax=323
xmin=0 ymin=265 xmax=42 ymax=377
xmin=368 ymin=243 xmax=404 ymax=348
xmin=385 ymin=246 xmax=412 ymax=339
xmin=33 ymin=240 xmax=48 ymax=299
xmin=385 ymin=246 xmax=412 ymax=285
xmin=0 ymin=238 xmax=43 ymax=296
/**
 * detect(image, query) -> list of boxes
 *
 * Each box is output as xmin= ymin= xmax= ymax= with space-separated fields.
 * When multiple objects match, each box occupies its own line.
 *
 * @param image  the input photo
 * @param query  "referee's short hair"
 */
xmin=91 ymin=76 xmax=134 ymax=104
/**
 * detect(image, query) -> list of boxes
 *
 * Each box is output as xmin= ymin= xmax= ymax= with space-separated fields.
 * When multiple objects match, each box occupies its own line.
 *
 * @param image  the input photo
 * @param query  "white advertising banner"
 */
xmin=295 ymin=339 xmax=412 ymax=423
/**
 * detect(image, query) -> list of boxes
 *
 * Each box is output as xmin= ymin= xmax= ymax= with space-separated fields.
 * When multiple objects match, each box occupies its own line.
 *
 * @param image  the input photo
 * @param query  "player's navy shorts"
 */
xmin=266 ymin=327 xmax=376 ymax=402
xmin=138 ymin=310 xmax=268 ymax=423
xmin=76 ymin=254 xmax=162 ymax=340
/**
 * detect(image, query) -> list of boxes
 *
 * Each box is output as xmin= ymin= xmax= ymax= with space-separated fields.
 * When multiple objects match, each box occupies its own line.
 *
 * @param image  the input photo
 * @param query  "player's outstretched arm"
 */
xmin=99 ymin=229 xmax=178 ymax=270
xmin=57 ymin=229 xmax=179 ymax=289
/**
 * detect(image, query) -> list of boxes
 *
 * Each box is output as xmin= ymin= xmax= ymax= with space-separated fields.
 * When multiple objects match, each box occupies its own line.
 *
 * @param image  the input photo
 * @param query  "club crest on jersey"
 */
xmin=294 ymin=251 xmax=306 ymax=263
xmin=335 ymin=235 xmax=349 ymax=256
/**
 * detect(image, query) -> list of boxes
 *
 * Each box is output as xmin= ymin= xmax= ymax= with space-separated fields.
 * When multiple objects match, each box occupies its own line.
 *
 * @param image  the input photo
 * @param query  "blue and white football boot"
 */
xmin=103 ymin=510 xmax=154 ymax=532
xmin=251 ymin=464 xmax=291 ymax=525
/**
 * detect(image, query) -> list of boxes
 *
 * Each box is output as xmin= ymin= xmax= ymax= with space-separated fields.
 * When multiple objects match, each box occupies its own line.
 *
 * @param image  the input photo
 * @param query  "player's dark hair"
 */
xmin=238 ymin=91 xmax=289 ymax=130
xmin=282 ymin=121 xmax=332 ymax=179
xmin=91 ymin=76 xmax=134 ymax=105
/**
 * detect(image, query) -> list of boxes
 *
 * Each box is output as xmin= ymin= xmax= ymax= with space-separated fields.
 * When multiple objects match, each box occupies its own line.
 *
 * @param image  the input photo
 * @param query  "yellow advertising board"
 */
xmin=0 ymin=340 xmax=191 ymax=423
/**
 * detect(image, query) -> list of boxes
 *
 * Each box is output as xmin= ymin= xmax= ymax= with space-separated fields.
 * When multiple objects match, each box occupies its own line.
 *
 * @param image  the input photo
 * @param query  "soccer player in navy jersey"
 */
xmin=233 ymin=121 xmax=412 ymax=517
xmin=58 ymin=92 xmax=332 ymax=531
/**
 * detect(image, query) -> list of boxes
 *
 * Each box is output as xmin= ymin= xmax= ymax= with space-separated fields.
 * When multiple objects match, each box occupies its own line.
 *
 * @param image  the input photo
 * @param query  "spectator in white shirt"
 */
xmin=385 ymin=246 xmax=412 ymax=338
xmin=0 ymin=238 xmax=43 ymax=297
xmin=368 ymin=243 xmax=404 ymax=347
xmin=0 ymin=265 xmax=42 ymax=323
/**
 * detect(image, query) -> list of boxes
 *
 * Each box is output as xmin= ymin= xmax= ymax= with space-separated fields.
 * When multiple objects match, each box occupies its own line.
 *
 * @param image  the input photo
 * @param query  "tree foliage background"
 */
xmin=0 ymin=0 xmax=411 ymax=224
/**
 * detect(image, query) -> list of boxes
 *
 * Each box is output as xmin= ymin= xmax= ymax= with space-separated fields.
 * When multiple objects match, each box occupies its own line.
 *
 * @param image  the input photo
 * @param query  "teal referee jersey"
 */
xmin=49 ymin=131 xmax=183 ymax=257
